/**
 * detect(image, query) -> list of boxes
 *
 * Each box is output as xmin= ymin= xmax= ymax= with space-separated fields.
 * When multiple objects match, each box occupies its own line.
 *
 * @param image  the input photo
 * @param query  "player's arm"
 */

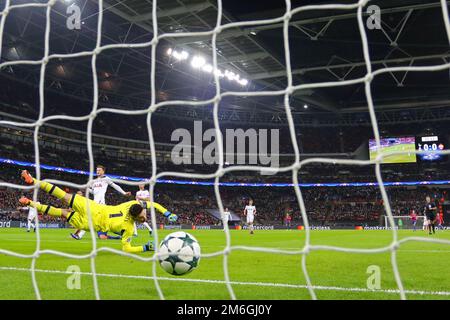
xmin=106 ymin=177 xmax=130 ymax=196
xmin=136 ymin=193 xmax=151 ymax=201
xmin=141 ymin=201 xmax=177 ymax=221
xmin=121 ymin=224 xmax=152 ymax=253
xmin=243 ymin=207 xmax=247 ymax=216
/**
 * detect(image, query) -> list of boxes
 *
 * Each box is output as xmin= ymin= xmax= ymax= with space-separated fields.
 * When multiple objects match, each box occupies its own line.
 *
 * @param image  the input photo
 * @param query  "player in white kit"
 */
xmin=71 ymin=165 xmax=131 ymax=240
xmin=244 ymin=199 xmax=256 ymax=234
xmin=26 ymin=203 xmax=39 ymax=232
xmin=222 ymin=207 xmax=231 ymax=231
xmin=134 ymin=184 xmax=154 ymax=236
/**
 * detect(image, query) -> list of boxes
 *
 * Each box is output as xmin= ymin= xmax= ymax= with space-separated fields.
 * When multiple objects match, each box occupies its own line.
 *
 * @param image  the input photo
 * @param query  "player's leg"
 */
xmin=26 ymin=212 xmax=35 ymax=232
xmin=21 ymin=170 xmax=98 ymax=218
xmin=77 ymin=230 xmax=86 ymax=238
xmin=30 ymin=218 xmax=35 ymax=232
xmin=20 ymin=197 xmax=71 ymax=219
xmin=21 ymin=170 xmax=73 ymax=204
xmin=248 ymin=216 xmax=254 ymax=234
xmin=246 ymin=216 xmax=250 ymax=233
xmin=142 ymin=221 xmax=152 ymax=235
xmin=20 ymin=197 xmax=90 ymax=235
xmin=71 ymin=229 xmax=86 ymax=240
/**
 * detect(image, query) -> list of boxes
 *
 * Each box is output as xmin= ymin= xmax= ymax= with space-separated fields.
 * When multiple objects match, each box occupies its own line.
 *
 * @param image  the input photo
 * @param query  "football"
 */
xmin=158 ymin=231 xmax=201 ymax=276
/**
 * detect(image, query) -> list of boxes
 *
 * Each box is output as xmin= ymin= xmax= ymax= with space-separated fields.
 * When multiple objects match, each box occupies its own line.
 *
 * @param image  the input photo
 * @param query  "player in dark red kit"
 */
xmin=410 ymin=209 xmax=417 ymax=232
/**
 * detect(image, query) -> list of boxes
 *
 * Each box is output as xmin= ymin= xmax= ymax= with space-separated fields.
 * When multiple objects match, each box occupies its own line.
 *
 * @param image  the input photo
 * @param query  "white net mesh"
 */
xmin=0 ymin=0 xmax=450 ymax=300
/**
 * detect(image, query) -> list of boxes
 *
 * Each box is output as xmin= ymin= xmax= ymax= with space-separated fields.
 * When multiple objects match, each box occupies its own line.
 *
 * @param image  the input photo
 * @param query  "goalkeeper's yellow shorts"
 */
xmin=67 ymin=211 xmax=89 ymax=231
xmin=66 ymin=194 xmax=103 ymax=231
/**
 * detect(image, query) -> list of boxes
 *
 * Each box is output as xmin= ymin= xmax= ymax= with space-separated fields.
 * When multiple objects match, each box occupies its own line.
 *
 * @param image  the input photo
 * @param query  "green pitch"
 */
xmin=0 ymin=228 xmax=449 ymax=300
xmin=370 ymin=143 xmax=417 ymax=163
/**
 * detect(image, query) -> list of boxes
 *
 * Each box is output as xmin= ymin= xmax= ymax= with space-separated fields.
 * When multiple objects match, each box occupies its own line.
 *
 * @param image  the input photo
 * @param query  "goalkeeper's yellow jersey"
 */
xmin=93 ymin=200 xmax=168 ymax=253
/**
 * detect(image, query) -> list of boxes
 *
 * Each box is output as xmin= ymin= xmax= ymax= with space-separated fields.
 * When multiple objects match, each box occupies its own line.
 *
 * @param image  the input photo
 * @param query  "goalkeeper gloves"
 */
xmin=164 ymin=211 xmax=178 ymax=222
xmin=143 ymin=240 xmax=154 ymax=252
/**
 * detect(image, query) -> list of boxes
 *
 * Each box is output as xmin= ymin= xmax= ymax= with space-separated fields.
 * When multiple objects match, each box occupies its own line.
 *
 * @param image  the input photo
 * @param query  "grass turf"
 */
xmin=0 ymin=228 xmax=449 ymax=300
xmin=370 ymin=143 xmax=417 ymax=163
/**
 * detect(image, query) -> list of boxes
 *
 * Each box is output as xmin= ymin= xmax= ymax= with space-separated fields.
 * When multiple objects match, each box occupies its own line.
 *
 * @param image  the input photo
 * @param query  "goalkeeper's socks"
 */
xmin=31 ymin=201 xmax=62 ymax=217
xmin=33 ymin=179 xmax=67 ymax=200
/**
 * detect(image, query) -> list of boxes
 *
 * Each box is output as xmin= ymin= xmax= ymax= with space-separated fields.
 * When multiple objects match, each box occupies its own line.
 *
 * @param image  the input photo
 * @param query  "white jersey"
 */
xmin=136 ymin=190 xmax=150 ymax=201
xmin=245 ymin=205 xmax=256 ymax=217
xmin=89 ymin=176 xmax=126 ymax=204
xmin=27 ymin=205 xmax=38 ymax=220
xmin=223 ymin=210 xmax=231 ymax=222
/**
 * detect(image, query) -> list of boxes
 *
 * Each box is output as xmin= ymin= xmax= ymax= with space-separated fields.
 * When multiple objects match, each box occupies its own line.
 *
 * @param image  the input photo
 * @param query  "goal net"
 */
xmin=384 ymin=216 xmax=427 ymax=230
xmin=0 ymin=0 xmax=450 ymax=301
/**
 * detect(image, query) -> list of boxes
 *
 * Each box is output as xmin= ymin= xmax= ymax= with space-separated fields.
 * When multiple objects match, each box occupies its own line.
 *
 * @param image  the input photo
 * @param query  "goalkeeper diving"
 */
xmin=18 ymin=170 xmax=178 ymax=253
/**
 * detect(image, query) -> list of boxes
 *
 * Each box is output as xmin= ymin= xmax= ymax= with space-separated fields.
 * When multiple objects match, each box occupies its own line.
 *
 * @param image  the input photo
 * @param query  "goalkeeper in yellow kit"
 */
xmin=18 ymin=170 xmax=178 ymax=253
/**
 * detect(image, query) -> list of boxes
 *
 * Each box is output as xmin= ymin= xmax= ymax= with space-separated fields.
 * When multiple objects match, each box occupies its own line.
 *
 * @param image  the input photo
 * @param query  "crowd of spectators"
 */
xmin=1 ymin=165 xmax=447 ymax=227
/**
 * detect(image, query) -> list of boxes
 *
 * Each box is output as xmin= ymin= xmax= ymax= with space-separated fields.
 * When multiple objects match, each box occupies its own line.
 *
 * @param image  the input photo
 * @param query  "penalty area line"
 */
xmin=1 ymin=266 xmax=450 ymax=297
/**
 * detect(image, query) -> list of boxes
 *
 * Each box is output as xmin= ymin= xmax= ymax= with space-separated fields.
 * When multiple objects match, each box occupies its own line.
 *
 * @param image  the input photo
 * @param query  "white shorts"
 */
xmin=246 ymin=215 xmax=254 ymax=224
xmin=95 ymin=199 xmax=106 ymax=205
xmin=27 ymin=210 xmax=37 ymax=221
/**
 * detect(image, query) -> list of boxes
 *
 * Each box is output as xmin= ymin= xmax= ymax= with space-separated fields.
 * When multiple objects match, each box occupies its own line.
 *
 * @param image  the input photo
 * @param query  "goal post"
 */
xmin=384 ymin=215 xmax=427 ymax=230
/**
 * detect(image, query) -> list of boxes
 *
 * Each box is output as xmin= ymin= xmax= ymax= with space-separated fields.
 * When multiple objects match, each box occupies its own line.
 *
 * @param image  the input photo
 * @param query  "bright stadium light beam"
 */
xmin=191 ymin=56 xmax=206 ymax=69
xmin=225 ymin=70 xmax=236 ymax=81
xmin=240 ymin=79 xmax=248 ymax=86
xmin=166 ymin=48 xmax=249 ymax=86
xmin=170 ymin=49 xmax=189 ymax=61
xmin=202 ymin=64 xmax=213 ymax=73
xmin=180 ymin=51 xmax=189 ymax=60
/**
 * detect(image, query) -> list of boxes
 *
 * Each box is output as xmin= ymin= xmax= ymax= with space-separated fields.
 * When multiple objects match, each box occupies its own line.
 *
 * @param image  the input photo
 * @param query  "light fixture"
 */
xmin=191 ymin=56 xmax=206 ymax=69
xmin=239 ymin=79 xmax=248 ymax=86
xmin=202 ymin=64 xmax=213 ymax=73
xmin=169 ymin=49 xmax=189 ymax=60
xmin=180 ymin=51 xmax=189 ymax=60
xmin=166 ymin=48 xmax=249 ymax=86
xmin=304 ymin=104 xmax=308 ymax=109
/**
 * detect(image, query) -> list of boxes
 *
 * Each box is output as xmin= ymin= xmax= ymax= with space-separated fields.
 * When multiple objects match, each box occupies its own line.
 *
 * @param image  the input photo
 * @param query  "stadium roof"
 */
xmin=1 ymin=0 xmax=450 ymax=126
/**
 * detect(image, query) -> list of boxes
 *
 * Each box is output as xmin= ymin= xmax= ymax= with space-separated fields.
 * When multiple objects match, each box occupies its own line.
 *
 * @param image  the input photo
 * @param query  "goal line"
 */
xmin=1 ymin=266 xmax=450 ymax=297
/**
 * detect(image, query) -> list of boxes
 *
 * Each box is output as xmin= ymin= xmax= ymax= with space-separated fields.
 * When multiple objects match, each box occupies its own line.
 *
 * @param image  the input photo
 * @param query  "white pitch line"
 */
xmin=2 ymin=239 xmax=450 ymax=253
xmin=1 ymin=266 xmax=450 ymax=297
